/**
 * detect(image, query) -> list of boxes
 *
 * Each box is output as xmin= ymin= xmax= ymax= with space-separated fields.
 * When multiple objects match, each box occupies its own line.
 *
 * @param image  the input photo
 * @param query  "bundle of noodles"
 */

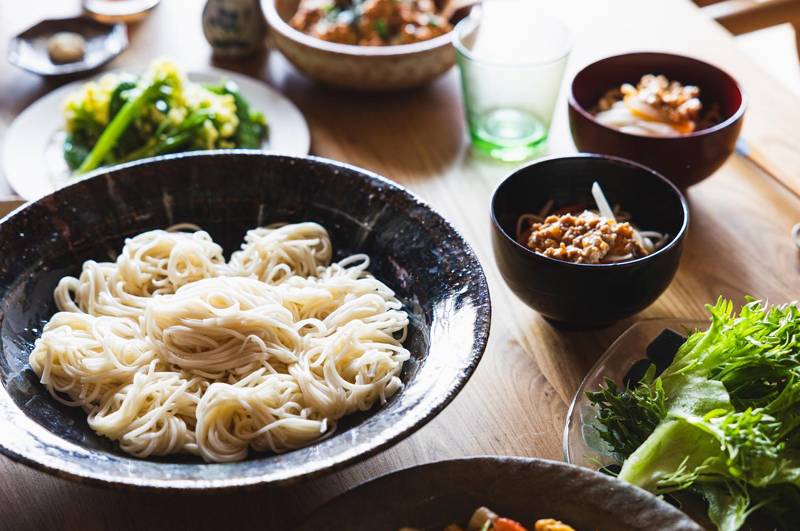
xmin=54 ymin=229 xmax=225 ymax=319
xmin=195 ymin=371 xmax=328 ymax=462
xmin=227 ymin=222 xmax=332 ymax=283
xmin=87 ymin=363 xmax=207 ymax=458
xmin=29 ymin=312 xmax=157 ymax=408
xmin=143 ymin=277 xmax=301 ymax=378
xmin=29 ymin=222 xmax=410 ymax=462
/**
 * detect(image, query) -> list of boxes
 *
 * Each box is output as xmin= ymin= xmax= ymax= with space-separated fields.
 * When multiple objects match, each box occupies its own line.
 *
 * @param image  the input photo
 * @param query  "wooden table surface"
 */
xmin=2 ymin=0 xmax=800 ymax=529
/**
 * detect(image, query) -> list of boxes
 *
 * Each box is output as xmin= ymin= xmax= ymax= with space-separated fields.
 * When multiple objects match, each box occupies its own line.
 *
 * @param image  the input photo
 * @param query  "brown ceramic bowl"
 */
xmin=262 ymin=0 xmax=462 ymax=90
xmin=568 ymin=52 xmax=747 ymax=189
xmin=295 ymin=457 xmax=704 ymax=531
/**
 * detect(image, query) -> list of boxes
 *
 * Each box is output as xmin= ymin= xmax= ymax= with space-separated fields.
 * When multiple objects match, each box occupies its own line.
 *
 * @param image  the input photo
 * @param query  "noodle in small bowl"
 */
xmin=490 ymin=154 xmax=688 ymax=327
xmin=0 ymin=151 xmax=490 ymax=489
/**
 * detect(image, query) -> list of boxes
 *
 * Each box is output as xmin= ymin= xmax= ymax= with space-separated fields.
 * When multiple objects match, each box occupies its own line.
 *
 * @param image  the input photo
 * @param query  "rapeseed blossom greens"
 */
xmin=61 ymin=58 xmax=267 ymax=174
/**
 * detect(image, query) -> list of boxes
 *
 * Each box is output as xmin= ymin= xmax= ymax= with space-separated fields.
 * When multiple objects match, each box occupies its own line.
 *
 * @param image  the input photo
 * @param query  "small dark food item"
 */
xmin=290 ymin=0 xmax=452 ymax=46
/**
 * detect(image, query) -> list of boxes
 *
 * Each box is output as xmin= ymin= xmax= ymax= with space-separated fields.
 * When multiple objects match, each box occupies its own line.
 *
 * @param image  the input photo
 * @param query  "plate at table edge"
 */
xmin=563 ymin=317 xmax=776 ymax=531
xmin=2 ymin=66 xmax=310 ymax=201
xmin=294 ymin=456 xmax=704 ymax=531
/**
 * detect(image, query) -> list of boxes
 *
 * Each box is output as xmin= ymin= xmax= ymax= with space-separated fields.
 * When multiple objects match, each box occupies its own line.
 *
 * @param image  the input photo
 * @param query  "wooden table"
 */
xmin=2 ymin=1 xmax=800 ymax=529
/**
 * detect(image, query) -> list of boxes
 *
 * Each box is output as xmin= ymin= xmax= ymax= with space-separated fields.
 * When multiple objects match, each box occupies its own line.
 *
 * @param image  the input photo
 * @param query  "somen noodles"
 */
xmin=29 ymin=223 xmax=410 ymax=462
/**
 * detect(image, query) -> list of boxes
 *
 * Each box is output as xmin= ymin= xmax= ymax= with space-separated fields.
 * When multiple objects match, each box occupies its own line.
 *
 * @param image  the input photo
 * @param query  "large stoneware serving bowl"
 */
xmin=296 ymin=457 xmax=704 ymax=531
xmin=263 ymin=0 xmax=462 ymax=90
xmin=0 ymin=151 xmax=491 ymax=489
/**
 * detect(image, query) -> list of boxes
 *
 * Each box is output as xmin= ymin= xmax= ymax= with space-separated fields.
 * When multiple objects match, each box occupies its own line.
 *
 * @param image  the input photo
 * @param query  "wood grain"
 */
xmin=1 ymin=0 xmax=800 ymax=530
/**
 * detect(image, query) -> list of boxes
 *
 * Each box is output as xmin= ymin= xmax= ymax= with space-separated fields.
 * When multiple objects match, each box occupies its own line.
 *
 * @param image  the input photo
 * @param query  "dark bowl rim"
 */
xmin=0 ymin=150 xmax=492 ymax=490
xmin=7 ymin=16 xmax=128 ymax=77
xmin=567 ymin=51 xmax=748 ymax=140
xmin=262 ymin=0 xmax=455 ymax=57
xmin=489 ymin=153 xmax=689 ymax=269
xmin=296 ymin=455 xmax=703 ymax=530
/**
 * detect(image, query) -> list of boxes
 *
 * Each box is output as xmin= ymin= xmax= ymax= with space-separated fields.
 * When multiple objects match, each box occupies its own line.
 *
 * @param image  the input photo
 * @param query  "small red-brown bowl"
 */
xmin=568 ymin=52 xmax=747 ymax=189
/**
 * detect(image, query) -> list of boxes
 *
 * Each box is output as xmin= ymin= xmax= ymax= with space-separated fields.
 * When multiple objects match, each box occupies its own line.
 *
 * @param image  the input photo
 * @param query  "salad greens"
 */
xmin=61 ymin=59 xmax=268 ymax=174
xmin=588 ymin=298 xmax=800 ymax=531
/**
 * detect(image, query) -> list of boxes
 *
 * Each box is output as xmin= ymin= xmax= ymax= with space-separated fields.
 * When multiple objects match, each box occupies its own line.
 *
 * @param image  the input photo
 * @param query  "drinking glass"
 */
xmin=454 ymin=3 xmax=572 ymax=161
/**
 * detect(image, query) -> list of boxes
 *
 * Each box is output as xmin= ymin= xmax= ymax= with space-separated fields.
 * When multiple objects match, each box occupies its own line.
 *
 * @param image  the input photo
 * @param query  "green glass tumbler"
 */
xmin=454 ymin=4 xmax=572 ymax=161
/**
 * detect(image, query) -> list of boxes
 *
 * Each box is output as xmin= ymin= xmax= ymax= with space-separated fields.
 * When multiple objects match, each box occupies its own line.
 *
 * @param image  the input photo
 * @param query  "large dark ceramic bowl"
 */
xmin=295 ymin=457 xmax=704 ymax=531
xmin=568 ymin=52 xmax=746 ymax=189
xmin=491 ymin=154 xmax=688 ymax=327
xmin=0 ymin=151 xmax=491 ymax=489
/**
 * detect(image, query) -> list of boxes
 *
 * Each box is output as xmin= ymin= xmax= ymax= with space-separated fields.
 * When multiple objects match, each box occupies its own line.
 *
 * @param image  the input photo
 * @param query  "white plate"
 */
xmin=2 ymin=67 xmax=310 ymax=201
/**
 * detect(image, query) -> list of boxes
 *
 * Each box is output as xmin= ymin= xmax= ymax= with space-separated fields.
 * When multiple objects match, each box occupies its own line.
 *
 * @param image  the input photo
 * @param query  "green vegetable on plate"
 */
xmin=588 ymin=298 xmax=800 ymax=531
xmin=60 ymin=58 xmax=268 ymax=175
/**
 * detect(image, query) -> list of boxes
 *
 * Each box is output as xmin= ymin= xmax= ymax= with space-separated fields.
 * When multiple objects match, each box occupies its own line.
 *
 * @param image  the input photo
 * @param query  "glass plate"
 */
xmin=563 ymin=318 xmax=706 ymax=468
xmin=563 ymin=318 xmax=779 ymax=531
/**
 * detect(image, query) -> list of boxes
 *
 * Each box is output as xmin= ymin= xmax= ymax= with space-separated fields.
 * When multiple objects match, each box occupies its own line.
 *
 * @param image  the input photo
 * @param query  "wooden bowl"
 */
xmin=568 ymin=52 xmax=747 ymax=189
xmin=262 ymin=0 xmax=460 ymax=90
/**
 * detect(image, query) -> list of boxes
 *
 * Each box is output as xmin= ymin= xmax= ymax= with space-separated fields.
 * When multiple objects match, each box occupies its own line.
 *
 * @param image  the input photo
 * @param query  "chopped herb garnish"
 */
xmin=374 ymin=18 xmax=390 ymax=40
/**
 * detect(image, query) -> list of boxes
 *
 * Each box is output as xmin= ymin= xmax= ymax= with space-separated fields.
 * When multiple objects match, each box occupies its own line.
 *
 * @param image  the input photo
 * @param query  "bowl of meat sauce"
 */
xmin=296 ymin=457 xmax=702 ymax=531
xmin=490 ymin=154 xmax=688 ymax=327
xmin=263 ymin=0 xmax=469 ymax=90
xmin=567 ymin=52 xmax=746 ymax=189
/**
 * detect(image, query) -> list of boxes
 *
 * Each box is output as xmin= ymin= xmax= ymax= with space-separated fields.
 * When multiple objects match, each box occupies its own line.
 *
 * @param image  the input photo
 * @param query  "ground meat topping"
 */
xmin=622 ymin=74 xmax=702 ymax=126
xmin=525 ymin=211 xmax=647 ymax=264
xmin=290 ymin=0 xmax=451 ymax=46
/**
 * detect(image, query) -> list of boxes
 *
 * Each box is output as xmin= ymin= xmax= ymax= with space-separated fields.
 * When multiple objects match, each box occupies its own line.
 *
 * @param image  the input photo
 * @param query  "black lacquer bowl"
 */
xmin=0 ymin=151 xmax=491 ymax=489
xmin=296 ymin=457 xmax=704 ymax=531
xmin=491 ymin=155 xmax=688 ymax=327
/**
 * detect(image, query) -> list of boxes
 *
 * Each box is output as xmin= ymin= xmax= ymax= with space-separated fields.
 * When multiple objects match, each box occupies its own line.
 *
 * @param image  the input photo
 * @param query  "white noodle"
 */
xmin=592 ymin=181 xmax=616 ymax=221
xmin=595 ymin=100 xmax=684 ymax=136
xmin=30 ymin=223 xmax=410 ymax=462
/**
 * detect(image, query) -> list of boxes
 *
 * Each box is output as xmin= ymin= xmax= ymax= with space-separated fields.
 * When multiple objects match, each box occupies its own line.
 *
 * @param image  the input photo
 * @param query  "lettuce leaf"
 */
xmin=589 ymin=297 xmax=800 ymax=531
